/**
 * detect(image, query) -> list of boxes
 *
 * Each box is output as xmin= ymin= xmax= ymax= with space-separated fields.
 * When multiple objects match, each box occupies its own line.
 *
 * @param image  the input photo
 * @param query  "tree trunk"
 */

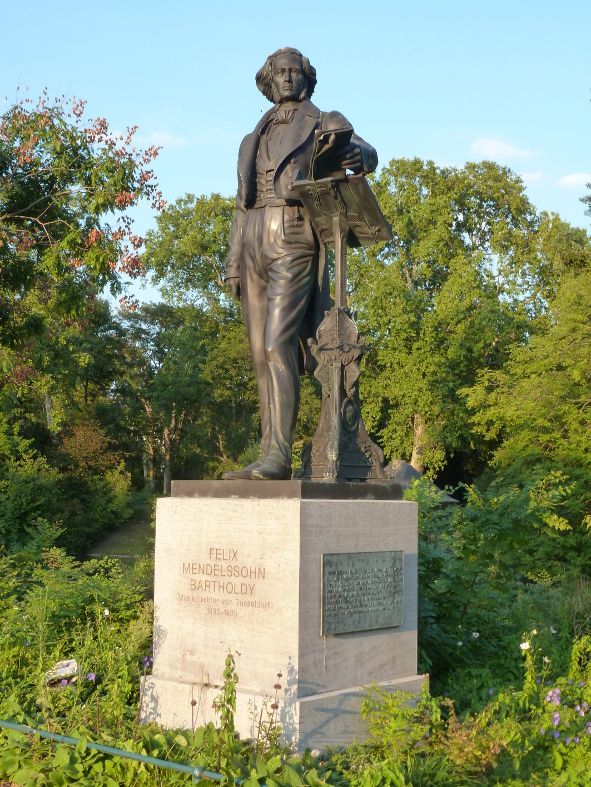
xmin=162 ymin=425 xmax=172 ymax=496
xmin=162 ymin=406 xmax=185 ymax=496
xmin=143 ymin=439 xmax=156 ymax=492
xmin=410 ymin=412 xmax=426 ymax=474
xmin=44 ymin=392 xmax=53 ymax=430
xmin=141 ymin=399 xmax=157 ymax=492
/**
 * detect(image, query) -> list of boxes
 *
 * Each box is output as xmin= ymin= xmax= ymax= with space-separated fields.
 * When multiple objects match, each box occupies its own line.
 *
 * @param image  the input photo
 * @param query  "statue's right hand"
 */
xmin=227 ymin=277 xmax=241 ymax=301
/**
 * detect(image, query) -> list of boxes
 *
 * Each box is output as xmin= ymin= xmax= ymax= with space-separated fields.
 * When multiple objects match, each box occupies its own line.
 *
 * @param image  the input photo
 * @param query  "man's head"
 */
xmin=256 ymin=48 xmax=317 ymax=104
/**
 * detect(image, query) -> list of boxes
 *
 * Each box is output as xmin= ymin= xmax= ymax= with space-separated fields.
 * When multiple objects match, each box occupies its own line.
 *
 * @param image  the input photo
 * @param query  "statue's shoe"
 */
xmin=222 ymin=459 xmax=263 ymax=480
xmin=250 ymin=457 xmax=291 ymax=480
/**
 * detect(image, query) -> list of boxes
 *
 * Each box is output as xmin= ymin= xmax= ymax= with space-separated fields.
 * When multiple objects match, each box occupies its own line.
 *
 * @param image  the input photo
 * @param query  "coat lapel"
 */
xmin=237 ymin=101 xmax=320 ymax=204
xmin=237 ymin=107 xmax=275 ymax=204
xmin=273 ymin=100 xmax=320 ymax=171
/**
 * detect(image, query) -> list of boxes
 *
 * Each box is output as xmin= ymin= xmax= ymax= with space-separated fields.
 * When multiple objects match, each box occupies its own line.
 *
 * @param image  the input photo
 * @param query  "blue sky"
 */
xmin=2 ymin=0 xmax=589 ymax=297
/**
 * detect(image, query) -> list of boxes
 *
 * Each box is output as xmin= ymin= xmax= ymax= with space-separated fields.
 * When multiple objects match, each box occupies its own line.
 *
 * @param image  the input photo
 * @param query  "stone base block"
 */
xmin=141 ymin=673 xmax=427 ymax=750
xmin=140 ymin=482 xmax=424 ymax=751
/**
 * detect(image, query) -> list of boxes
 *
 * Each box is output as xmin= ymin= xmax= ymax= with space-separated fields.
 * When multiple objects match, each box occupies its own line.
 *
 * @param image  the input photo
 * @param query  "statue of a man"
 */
xmin=223 ymin=48 xmax=378 ymax=480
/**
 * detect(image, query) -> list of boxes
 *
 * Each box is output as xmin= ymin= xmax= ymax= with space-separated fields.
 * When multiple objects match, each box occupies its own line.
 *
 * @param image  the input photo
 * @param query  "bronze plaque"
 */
xmin=321 ymin=551 xmax=404 ymax=635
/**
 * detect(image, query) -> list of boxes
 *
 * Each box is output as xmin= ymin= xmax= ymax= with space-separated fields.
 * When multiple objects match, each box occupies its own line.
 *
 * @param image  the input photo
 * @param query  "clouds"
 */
xmin=470 ymin=137 xmax=536 ymax=160
xmin=556 ymin=173 xmax=591 ymax=189
xmin=469 ymin=137 xmax=543 ymax=188
xmin=468 ymin=138 xmax=590 ymax=202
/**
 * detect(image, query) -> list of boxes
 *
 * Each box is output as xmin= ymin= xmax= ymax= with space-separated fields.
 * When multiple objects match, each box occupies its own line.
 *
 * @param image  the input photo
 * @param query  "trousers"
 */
xmin=239 ymin=204 xmax=318 ymax=466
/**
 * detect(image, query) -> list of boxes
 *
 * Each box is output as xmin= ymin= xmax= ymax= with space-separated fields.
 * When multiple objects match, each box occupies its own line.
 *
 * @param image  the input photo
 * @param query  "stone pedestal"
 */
xmin=140 ymin=481 xmax=426 ymax=751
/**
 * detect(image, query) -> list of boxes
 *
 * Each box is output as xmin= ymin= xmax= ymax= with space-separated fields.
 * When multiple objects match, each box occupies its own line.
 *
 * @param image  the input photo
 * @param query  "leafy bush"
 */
xmin=0 ymin=455 xmax=64 ymax=553
xmin=0 ymin=427 xmax=135 ymax=556
xmin=326 ymin=638 xmax=591 ymax=785
xmin=406 ymin=475 xmax=591 ymax=708
xmin=55 ymin=464 xmax=133 ymax=554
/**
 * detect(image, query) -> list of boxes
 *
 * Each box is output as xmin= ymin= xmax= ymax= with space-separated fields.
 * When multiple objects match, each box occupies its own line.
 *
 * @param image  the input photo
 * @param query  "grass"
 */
xmin=88 ymin=492 xmax=154 ymax=560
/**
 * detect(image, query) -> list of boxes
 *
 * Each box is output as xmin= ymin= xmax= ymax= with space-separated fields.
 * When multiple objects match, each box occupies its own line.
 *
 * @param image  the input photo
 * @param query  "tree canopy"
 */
xmin=349 ymin=158 xmax=590 ymax=481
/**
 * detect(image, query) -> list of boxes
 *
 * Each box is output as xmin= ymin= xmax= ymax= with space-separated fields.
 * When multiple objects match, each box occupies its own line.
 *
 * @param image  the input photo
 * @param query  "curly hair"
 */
xmin=255 ymin=48 xmax=317 ymax=103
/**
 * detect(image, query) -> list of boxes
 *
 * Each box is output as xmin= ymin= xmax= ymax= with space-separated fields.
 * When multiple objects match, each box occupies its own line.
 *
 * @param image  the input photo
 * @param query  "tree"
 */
xmin=464 ymin=265 xmax=591 ymax=503
xmin=0 ymin=93 xmax=164 ymax=552
xmin=349 ymin=158 xmax=547 ymax=478
xmin=143 ymin=192 xmax=235 ymax=313
xmin=0 ymin=92 xmax=164 ymax=347
xmin=582 ymin=178 xmax=591 ymax=220
xmin=141 ymin=194 xmax=261 ymax=479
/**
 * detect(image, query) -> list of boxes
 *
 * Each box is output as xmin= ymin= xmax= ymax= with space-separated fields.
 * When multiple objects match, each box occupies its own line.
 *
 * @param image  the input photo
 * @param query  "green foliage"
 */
xmin=143 ymin=192 xmax=235 ymax=312
xmin=1 ymin=549 xmax=591 ymax=785
xmin=213 ymin=651 xmax=238 ymax=741
xmin=405 ymin=472 xmax=591 ymax=708
xmin=0 ymin=92 xmax=164 ymax=550
xmin=0 ymin=93 xmax=162 ymax=346
xmin=118 ymin=302 xmax=259 ymax=486
xmin=326 ymin=639 xmax=591 ymax=785
xmin=350 ymin=158 xmax=538 ymax=476
xmin=0 ymin=454 xmax=63 ymax=553
xmin=464 ymin=266 xmax=591 ymax=502
xmin=0 ymin=422 xmax=134 ymax=556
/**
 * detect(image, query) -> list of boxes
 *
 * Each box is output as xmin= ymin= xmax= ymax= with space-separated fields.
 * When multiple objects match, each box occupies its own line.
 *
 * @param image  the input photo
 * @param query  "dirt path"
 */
xmin=87 ymin=499 xmax=154 ymax=560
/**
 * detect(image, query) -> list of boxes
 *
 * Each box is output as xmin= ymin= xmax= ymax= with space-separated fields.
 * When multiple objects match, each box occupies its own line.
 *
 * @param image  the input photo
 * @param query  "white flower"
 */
xmin=520 ymin=641 xmax=530 ymax=651
xmin=472 ymin=631 xmax=480 ymax=639
xmin=531 ymin=629 xmax=538 ymax=635
xmin=543 ymin=656 xmax=551 ymax=664
xmin=310 ymin=749 xmax=320 ymax=758
xmin=550 ymin=626 xmax=557 ymax=634
xmin=457 ymin=641 xmax=463 ymax=647
xmin=103 ymin=608 xmax=110 ymax=617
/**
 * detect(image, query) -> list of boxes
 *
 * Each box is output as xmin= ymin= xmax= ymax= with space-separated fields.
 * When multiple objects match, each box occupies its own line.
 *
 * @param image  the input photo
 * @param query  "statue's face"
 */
xmin=271 ymin=52 xmax=307 ymax=103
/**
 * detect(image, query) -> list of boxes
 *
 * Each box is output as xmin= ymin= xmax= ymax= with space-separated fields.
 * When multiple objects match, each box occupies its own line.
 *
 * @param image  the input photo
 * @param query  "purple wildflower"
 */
xmin=575 ymin=737 xmax=580 ymax=743
xmin=552 ymin=712 xmax=560 ymax=727
xmin=545 ymin=688 xmax=561 ymax=706
xmin=142 ymin=656 xmax=153 ymax=668
xmin=86 ymin=672 xmax=96 ymax=682
xmin=59 ymin=679 xmax=69 ymax=688
xmin=553 ymin=731 xmax=560 ymax=739
xmin=565 ymin=737 xmax=571 ymax=745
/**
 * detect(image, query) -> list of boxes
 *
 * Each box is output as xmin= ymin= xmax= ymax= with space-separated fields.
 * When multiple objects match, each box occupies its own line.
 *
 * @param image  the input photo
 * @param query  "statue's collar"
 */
xmin=255 ymin=99 xmax=319 ymax=134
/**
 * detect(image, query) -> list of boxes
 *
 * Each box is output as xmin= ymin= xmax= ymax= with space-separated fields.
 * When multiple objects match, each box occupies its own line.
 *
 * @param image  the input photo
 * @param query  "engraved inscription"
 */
xmin=322 ymin=551 xmax=403 ymax=635
xmin=176 ymin=545 xmax=271 ymax=616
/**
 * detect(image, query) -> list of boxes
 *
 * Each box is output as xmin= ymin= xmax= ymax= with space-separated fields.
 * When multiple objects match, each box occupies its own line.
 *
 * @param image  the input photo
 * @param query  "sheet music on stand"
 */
xmin=290 ymin=173 xmax=393 ymax=249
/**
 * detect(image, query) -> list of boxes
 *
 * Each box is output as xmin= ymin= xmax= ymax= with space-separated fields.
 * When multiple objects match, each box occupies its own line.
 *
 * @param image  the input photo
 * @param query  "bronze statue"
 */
xmin=223 ymin=48 xmax=379 ymax=481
